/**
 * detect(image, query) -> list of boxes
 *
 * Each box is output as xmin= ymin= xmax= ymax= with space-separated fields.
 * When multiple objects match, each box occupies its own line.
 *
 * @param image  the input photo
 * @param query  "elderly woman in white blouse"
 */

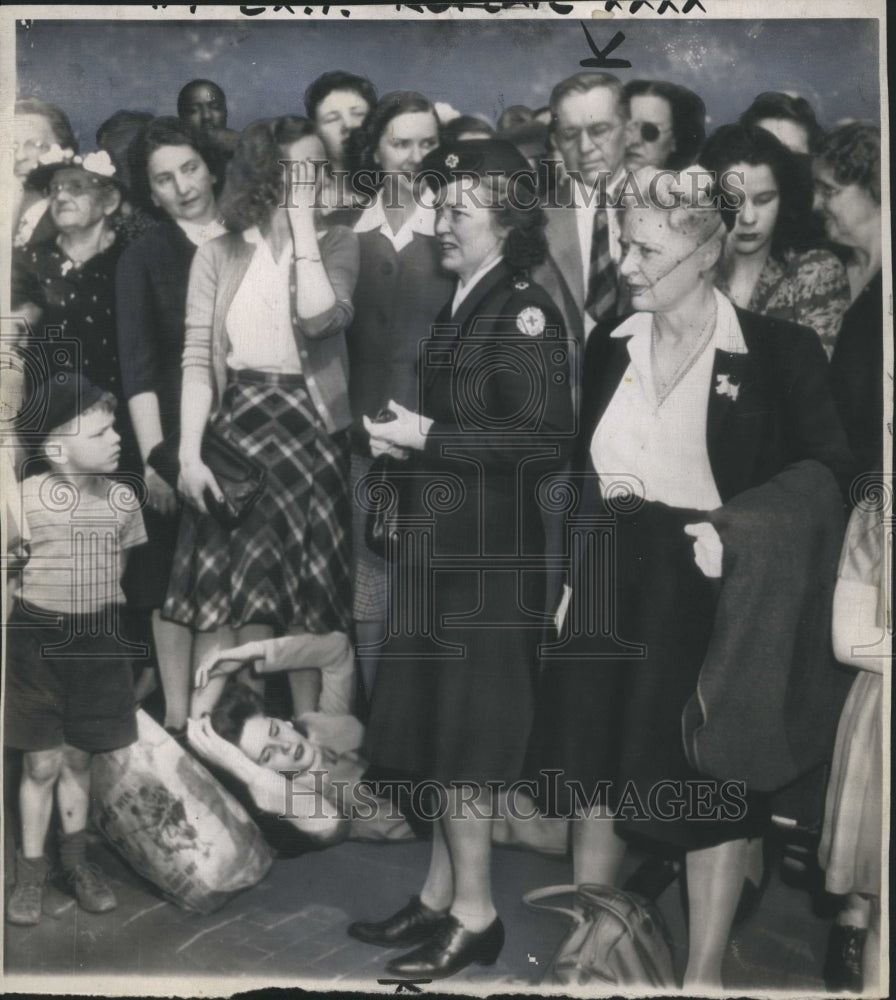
xmin=531 ymin=168 xmax=852 ymax=988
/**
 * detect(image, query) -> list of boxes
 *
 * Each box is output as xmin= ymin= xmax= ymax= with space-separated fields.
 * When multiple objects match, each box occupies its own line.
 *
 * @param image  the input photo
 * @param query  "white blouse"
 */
xmin=591 ymin=289 xmax=747 ymax=510
xmin=226 ymin=226 xmax=303 ymax=373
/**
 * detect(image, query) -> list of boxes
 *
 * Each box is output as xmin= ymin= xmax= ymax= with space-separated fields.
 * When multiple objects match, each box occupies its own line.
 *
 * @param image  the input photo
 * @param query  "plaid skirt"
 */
xmin=162 ymin=371 xmax=352 ymax=634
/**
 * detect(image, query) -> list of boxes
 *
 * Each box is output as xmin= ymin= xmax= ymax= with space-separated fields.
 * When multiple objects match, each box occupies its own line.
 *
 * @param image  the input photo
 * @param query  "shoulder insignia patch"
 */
xmin=516 ymin=305 xmax=546 ymax=337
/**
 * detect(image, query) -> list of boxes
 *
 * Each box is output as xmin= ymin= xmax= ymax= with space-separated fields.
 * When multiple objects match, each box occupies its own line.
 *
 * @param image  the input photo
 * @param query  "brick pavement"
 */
xmin=3 ymin=823 xmax=836 ymax=993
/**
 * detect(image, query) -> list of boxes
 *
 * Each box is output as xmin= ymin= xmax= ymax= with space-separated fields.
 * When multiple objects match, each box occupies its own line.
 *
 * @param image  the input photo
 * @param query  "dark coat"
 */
xmin=363 ymin=260 xmax=574 ymax=784
xmin=346 ymin=229 xmax=453 ymax=450
xmin=116 ymin=218 xmax=197 ymax=439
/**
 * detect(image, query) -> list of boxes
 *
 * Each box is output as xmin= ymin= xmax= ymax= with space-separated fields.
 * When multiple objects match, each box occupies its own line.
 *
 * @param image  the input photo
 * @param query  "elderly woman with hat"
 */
xmin=13 ymin=145 xmax=140 ymax=471
xmin=529 ymin=167 xmax=853 ymax=988
xmin=348 ymin=139 xmax=574 ymax=980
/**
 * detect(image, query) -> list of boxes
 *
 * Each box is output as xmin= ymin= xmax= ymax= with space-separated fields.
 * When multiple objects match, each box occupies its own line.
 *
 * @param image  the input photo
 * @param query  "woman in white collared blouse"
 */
xmin=344 ymin=92 xmax=453 ymax=697
xmin=163 ymin=116 xmax=359 ymax=719
xmin=530 ymin=167 xmax=853 ymax=989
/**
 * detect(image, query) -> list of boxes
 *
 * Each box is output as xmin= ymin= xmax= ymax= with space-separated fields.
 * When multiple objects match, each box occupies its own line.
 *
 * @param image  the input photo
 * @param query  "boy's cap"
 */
xmin=35 ymin=372 xmax=107 ymax=436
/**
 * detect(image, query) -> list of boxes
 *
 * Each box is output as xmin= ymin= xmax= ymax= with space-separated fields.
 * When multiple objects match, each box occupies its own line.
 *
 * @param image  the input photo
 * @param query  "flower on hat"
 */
xmin=444 ymin=153 xmax=459 ymax=169
xmin=77 ymin=150 xmax=117 ymax=178
xmin=38 ymin=144 xmax=75 ymax=166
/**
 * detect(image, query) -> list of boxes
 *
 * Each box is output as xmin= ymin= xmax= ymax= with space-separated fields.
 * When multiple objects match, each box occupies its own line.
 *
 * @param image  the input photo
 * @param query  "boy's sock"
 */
xmin=58 ymin=829 xmax=87 ymax=873
xmin=59 ymin=829 xmax=117 ymax=914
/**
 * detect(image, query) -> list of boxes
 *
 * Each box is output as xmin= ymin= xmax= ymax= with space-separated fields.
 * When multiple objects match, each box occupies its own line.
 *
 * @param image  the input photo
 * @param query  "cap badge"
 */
xmin=444 ymin=153 xmax=460 ymax=169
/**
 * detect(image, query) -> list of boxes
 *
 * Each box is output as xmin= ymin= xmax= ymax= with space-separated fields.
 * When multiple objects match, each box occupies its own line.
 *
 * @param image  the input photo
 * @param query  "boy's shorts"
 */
xmin=3 ymin=604 xmax=138 ymax=753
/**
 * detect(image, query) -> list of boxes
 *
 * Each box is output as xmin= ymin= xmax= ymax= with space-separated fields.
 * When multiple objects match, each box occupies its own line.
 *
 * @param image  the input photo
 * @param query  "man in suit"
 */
xmin=534 ymin=72 xmax=630 ymax=354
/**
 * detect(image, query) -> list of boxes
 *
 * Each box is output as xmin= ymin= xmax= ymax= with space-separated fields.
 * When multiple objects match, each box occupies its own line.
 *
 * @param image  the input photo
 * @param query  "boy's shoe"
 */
xmin=6 ymin=851 xmax=49 ymax=926
xmin=67 ymin=862 xmax=117 ymax=913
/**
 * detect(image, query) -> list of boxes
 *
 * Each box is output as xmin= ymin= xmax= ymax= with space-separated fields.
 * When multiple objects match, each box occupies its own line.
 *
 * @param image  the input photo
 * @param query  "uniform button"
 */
xmin=381 ymin=262 xmax=393 ymax=276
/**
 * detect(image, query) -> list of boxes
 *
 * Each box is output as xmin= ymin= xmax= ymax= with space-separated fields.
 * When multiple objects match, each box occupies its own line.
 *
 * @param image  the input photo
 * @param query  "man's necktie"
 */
xmin=584 ymin=207 xmax=617 ymax=325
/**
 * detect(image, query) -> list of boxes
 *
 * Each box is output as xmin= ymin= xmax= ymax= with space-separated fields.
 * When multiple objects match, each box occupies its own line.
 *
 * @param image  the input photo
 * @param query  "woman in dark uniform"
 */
xmin=348 ymin=140 xmax=574 ymax=980
xmin=530 ymin=166 xmax=852 ymax=989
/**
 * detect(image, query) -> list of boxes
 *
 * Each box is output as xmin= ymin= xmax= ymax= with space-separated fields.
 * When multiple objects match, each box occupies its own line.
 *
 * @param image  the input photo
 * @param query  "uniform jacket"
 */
xmin=401 ymin=259 xmax=575 ymax=559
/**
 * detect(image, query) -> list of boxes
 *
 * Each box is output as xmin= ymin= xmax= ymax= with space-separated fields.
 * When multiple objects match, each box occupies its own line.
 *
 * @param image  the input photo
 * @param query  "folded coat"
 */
xmin=682 ymin=459 xmax=852 ymax=793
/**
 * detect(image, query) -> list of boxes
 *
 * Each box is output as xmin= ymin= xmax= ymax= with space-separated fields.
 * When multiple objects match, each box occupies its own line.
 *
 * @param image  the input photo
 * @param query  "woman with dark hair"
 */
xmin=115 ymin=117 xmax=225 ymax=732
xmin=349 ymin=140 xmax=573 ymax=980
xmin=812 ymin=122 xmax=883 ymax=480
xmin=740 ymin=91 xmax=823 ymax=155
xmin=343 ymin=91 xmax=451 ymax=698
xmin=702 ymin=123 xmax=850 ymax=358
xmin=622 ymin=79 xmax=706 ymax=171
xmin=304 ymin=70 xmax=378 ymax=222
xmin=162 ymin=116 xmax=360 ymax=722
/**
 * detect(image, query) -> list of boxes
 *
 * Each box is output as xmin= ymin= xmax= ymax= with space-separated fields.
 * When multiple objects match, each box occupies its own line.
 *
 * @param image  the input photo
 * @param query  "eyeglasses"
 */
xmin=625 ymin=121 xmax=673 ymax=143
xmin=48 ymin=177 xmax=100 ymax=198
xmin=555 ymin=122 xmax=623 ymax=147
xmin=14 ymin=138 xmax=51 ymax=156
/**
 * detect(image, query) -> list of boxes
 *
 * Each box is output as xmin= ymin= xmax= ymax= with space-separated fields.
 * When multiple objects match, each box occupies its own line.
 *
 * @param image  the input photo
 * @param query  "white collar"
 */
xmin=176 ymin=216 xmax=227 ymax=247
xmin=354 ymin=188 xmax=436 ymax=251
xmin=451 ymin=255 xmax=504 ymax=316
xmin=610 ymin=288 xmax=748 ymax=354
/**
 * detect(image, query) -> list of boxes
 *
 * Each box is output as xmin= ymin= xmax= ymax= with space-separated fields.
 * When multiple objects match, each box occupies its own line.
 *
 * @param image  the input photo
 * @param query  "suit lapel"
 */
xmin=706 ymin=331 xmax=762 ymax=500
xmin=543 ymin=186 xmax=585 ymax=312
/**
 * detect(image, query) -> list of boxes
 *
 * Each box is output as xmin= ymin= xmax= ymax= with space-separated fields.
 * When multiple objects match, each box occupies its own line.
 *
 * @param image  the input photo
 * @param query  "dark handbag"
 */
xmin=363 ymin=453 xmax=400 ymax=559
xmin=147 ymin=425 xmax=266 ymax=528
xmin=522 ymin=883 xmax=676 ymax=989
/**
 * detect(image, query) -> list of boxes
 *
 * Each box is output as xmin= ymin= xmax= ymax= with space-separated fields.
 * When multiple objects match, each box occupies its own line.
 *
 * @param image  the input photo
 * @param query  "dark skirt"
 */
xmin=529 ymin=499 xmax=768 ymax=850
xmin=349 ymin=452 xmax=388 ymax=622
xmin=162 ymin=370 xmax=352 ymax=634
xmin=363 ymin=558 xmax=544 ymax=787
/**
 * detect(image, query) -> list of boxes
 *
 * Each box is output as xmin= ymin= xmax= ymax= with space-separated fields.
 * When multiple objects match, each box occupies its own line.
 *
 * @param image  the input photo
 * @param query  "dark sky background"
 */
xmin=16 ymin=16 xmax=880 ymax=145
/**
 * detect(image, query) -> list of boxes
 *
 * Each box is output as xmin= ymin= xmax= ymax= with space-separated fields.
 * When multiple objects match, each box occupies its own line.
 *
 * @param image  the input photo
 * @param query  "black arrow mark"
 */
xmin=579 ymin=22 xmax=631 ymax=69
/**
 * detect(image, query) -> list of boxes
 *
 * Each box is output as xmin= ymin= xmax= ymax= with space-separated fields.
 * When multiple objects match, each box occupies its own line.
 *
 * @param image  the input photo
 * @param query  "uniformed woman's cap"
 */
xmin=419 ymin=139 xmax=537 ymax=197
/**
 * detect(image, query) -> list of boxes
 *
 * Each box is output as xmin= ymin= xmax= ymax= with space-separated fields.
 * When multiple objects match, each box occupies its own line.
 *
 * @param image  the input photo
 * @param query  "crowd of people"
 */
xmin=3 ymin=65 xmax=887 ymax=992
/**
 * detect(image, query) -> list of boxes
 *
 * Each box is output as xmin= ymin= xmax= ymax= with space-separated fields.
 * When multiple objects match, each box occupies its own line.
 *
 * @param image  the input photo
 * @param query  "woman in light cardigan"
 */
xmin=163 ymin=115 xmax=360 ymax=720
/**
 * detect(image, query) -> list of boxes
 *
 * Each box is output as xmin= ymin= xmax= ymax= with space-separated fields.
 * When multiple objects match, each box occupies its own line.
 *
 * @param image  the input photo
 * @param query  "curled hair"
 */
xmin=218 ymin=115 xmax=317 ymax=231
xmin=622 ymin=79 xmax=706 ymax=171
xmin=814 ymin=122 xmax=880 ymax=204
xmin=700 ymin=123 xmax=814 ymax=256
xmin=304 ymin=70 xmax=377 ymax=122
xmin=473 ymin=173 xmax=548 ymax=271
xmin=15 ymin=98 xmax=78 ymax=153
xmin=346 ymin=91 xmax=439 ymax=187
xmin=739 ymin=91 xmax=823 ymax=151
xmin=127 ymin=116 xmax=222 ymax=215
xmin=210 ymin=679 xmax=265 ymax=746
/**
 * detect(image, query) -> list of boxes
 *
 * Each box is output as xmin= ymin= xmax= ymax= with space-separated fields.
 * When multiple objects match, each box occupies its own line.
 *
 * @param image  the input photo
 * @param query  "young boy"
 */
xmin=4 ymin=373 xmax=146 ymax=925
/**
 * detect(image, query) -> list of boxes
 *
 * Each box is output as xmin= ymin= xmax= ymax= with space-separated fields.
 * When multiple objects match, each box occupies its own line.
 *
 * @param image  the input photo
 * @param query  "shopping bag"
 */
xmin=91 ymin=710 xmax=273 ymax=913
